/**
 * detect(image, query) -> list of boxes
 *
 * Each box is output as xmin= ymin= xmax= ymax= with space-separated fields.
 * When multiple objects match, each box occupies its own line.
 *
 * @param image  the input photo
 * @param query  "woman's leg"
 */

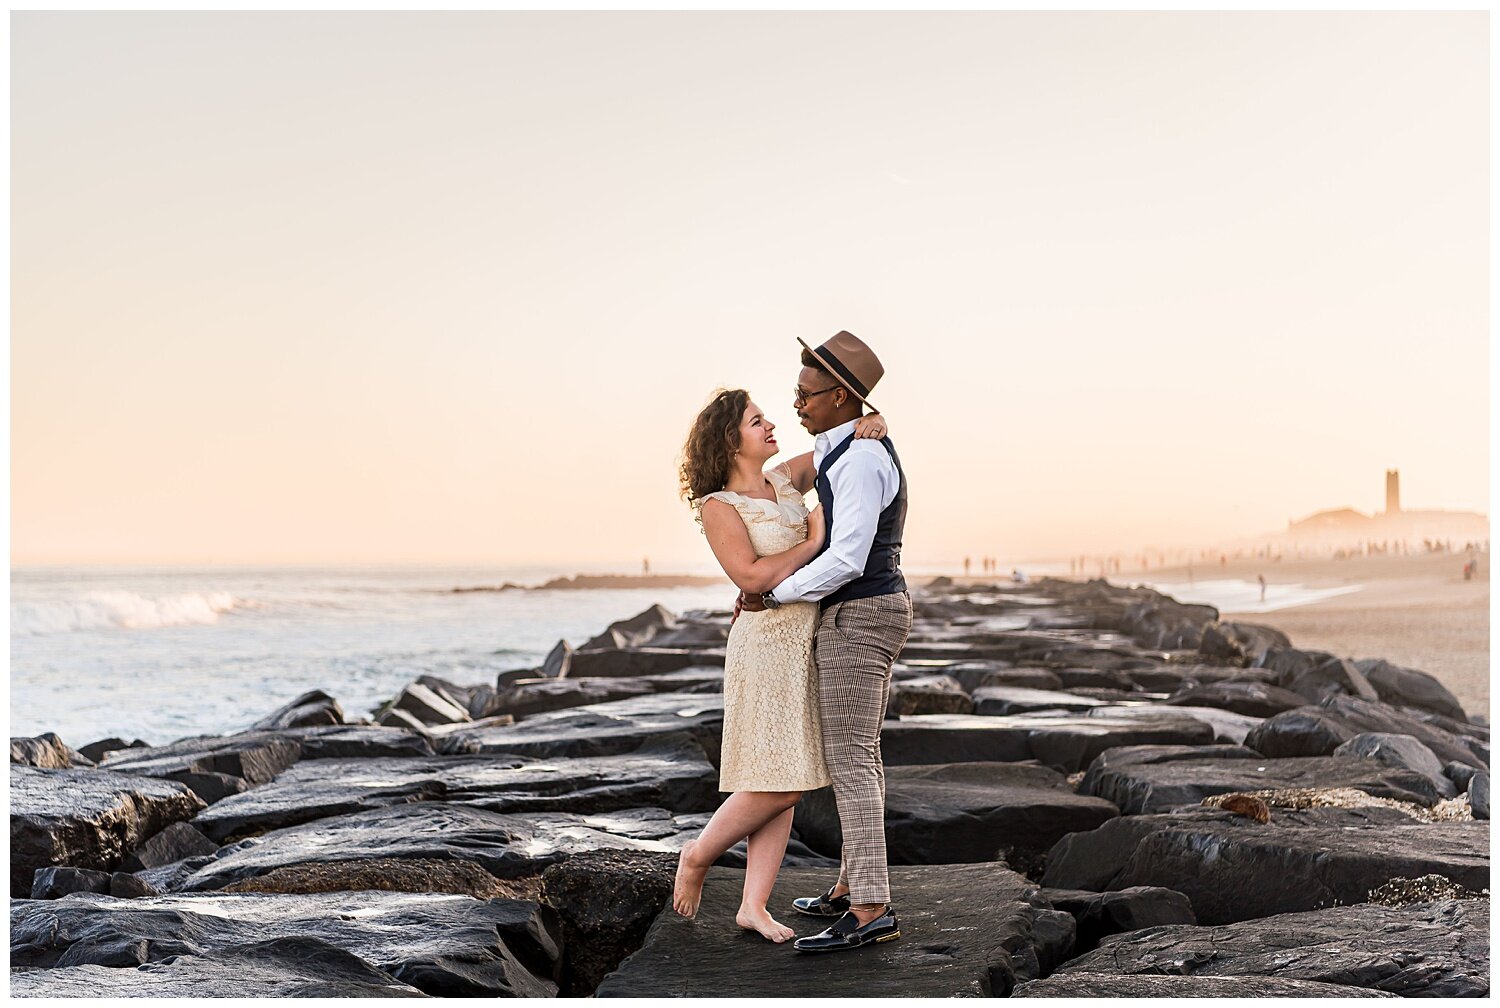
xmin=735 ymin=805 xmax=797 ymax=941
xmin=673 ymin=790 xmax=801 ymax=917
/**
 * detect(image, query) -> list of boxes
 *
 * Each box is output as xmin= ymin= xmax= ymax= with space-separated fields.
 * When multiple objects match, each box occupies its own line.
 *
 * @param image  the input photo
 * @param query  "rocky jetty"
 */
xmin=9 ymin=576 xmax=1490 ymax=996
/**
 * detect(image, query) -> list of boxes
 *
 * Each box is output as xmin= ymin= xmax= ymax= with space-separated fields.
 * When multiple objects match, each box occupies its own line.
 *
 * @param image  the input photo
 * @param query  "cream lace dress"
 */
xmin=700 ymin=464 xmax=832 ymax=793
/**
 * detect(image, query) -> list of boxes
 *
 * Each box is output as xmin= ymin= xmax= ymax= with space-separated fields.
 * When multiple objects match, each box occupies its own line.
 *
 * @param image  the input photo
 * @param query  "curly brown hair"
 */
xmin=679 ymin=388 xmax=750 ymax=524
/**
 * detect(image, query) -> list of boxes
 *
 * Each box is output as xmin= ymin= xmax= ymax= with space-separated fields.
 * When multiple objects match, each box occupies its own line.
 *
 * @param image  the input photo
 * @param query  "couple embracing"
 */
xmin=673 ymin=331 xmax=913 ymax=954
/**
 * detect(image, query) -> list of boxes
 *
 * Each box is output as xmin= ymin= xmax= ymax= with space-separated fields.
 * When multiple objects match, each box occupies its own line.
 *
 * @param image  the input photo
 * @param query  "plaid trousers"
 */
xmin=815 ymin=589 xmax=913 ymax=906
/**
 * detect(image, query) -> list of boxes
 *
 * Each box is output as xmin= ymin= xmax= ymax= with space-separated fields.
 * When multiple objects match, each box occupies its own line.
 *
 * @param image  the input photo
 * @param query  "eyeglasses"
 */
xmin=793 ymin=386 xmax=841 ymax=405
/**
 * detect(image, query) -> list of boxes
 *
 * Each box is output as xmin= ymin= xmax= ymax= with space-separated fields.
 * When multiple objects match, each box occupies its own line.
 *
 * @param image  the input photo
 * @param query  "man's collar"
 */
xmin=816 ymin=417 xmax=860 ymax=447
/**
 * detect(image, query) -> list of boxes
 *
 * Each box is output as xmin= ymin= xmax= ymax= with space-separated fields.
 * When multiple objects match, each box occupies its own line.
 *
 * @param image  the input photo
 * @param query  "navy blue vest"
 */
xmin=814 ymin=432 xmax=908 ymax=609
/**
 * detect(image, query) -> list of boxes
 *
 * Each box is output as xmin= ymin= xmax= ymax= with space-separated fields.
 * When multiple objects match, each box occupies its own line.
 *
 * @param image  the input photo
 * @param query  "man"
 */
xmin=739 ymin=330 xmax=912 ymax=954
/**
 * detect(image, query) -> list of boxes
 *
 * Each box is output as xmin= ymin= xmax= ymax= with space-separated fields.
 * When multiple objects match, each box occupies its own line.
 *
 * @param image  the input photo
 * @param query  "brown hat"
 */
xmin=797 ymin=330 xmax=885 ymax=411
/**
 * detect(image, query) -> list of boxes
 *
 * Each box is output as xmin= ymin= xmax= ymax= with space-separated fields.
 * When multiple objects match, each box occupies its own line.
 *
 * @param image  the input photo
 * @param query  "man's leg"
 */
xmin=815 ymin=591 xmax=913 ymax=918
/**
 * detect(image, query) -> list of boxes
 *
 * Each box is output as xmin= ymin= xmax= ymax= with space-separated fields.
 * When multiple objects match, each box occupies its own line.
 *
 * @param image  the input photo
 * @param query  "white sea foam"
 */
xmin=12 ymin=590 xmax=247 ymax=636
xmin=1131 ymin=577 xmax=1363 ymax=615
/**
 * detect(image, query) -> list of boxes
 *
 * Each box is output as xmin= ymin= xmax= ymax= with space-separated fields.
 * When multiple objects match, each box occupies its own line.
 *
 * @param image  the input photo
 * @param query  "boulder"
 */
xmin=886 ymin=675 xmax=974 ymax=716
xmin=28 ymin=866 xmax=113 ymax=900
xmin=249 ymin=690 xmax=344 ymax=731
xmin=484 ymin=671 xmax=722 ymax=721
xmin=1260 ymin=648 xmax=1380 ymax=704
xmin=119 ymin=821 xmax=220 ymax=871
xmin=566 ymin=648 xmax=725 ymax=679
xmin=795 ymin=762 xmax=1118 ymax=875
xmin=1162 ymin=680 xmax=1307 ymax=718
xmin=108 ymin=871 xmax=160 ymax=898
xmin=1089 ymin=703 xmax=1261 ymax=745
xmin=1078 ymin=752 xmax=1447 ymax=815
xmin=1245 ymin=706 xmax=1358 ymax=757
xmin=9 ymin=889 xmax=558 ymax=997
xmin=1014 ymin=973 xmax=1397 ymax=996
xmin=1445 ymin=760 xmax=1480 ymax=791
xmin=581 ymin=604 xmax=679 ymax=650
xmin=98 ymin=732 xmax=302 ymax=790
xmin=11 ymin=733 xmax=95 ymax=769
xmin=172 ymin=802 xmax=705 ymax=893
xmin=924 ymin=663 xmax=1063 ymax=694
xmin=1047 ymin=897 xmax=1487 ymax=997
xmin=880 ymin=713 xmax=1215 ymax=772
xmin=539 ymin=850 xmax=675 ymax=996
xmin=596 ymin=863 xmax=1057 ymax=996
xmin=1038 ymin=885 xmax=1195 ymax=954
xmin=377 ymin=707 xmax=433 ymax=733
xmin=540 ymin=639 xmax=573 ymax=679
xmin=1320 ymin=695 xmax=1487 ymax=769
xmin=77 ymin=737 xmax=150 ymax=763
xmin=190 ymin=736 xmax=718 ymax=841
xmin=971 ymin=686 xmax=1107 ymax=715
xmin=1042 ymin=805 xmax=1489 ymax=924
xmin=1468 ymin=771 xmax=1489 ymax=820
xmin=390 ymin=683 xmax=470 ymax=727
xmin=10 ymin=765 xmax=206 ymax=896
xmin=1354 ymin=658 xmax=1467 ymax=720
xmin=8 ymin=937 xmax=430 ymax=997
xmin=437 ymin=693 xmax=725 ymax=764
xmin=1334 ymin=732 xmax=1456 ymax=798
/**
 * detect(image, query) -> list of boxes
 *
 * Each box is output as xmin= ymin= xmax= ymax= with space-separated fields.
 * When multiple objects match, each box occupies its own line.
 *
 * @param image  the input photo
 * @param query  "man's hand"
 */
xmin=738 ymin=590 xmax=767 ymax=614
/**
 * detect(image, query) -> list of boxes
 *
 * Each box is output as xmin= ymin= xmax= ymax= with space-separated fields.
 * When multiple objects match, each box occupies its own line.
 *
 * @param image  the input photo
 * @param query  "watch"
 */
xmin=762 ymin=590 xmax=782 ymax=610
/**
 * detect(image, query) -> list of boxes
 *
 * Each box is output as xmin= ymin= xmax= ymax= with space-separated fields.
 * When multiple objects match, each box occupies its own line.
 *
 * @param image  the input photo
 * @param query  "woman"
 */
xmin=672 ymin=388 xmax=888 ymax=942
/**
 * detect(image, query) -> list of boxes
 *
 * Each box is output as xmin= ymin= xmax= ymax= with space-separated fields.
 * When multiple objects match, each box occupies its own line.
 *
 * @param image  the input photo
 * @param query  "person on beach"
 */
xmin=673 ymin=382 xmax=890 ymax=943
xmin=737 ymin=331 xmax=913 ymax=955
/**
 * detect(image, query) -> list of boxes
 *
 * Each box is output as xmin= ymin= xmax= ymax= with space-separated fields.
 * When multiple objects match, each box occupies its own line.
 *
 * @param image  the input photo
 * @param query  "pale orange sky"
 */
xmin=10 ymin=12 xmax=1489 ymax=568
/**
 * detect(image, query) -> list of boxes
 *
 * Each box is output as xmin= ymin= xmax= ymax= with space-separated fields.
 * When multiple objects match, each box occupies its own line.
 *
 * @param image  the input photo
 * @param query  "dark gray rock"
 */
xmin=1029 ymin=908 xmax=1077 ymax=975
xmin=1334 ymin=732 xmax=1456 ymax=798
xmin=1079 ymin=753 xmax=1447 ymax=814
xmin=941 ymin=663 xmax=1064 ymax=694
xmin=1245 ymin=706 xmax=1358 ymax=757
xmin=189 ymin=735 xmax=718 ymax=841
xmin=1260 ymin=648 xmax=1380 ymax=704
xmin=1469 ymin=771 xmax=1489 ymax=819
xmin=1014 ymin=973 xmax=1398 ymax=996
xmin=539 ymin=850 xmax=674 ymax=996
xmin=437 ymin=693 xmax=725 ymax=764
xmin=288 ymin=724 xmax=439 ymax=759
xmin=1445 ymin=760 xmax=1480 ymax=790
xmin=1049 ymin=897 xmax=1487 ymax=997
xmin=119 ymin=821 xmax=220 ymax=871
xmin=77 ymin=737 xmax=150 ymax=763
xmin=971 ymin=686 xmax=1106 ymax=715
xmin=596 ymin=863 xmax=1056 ymax=996
xmin=377 ymin=707 xmax=432 ymax=732
xmin=390 ymin=683 xmax=470 ymax=727
xmin=11 ymin=733 xmax=95 ymax=769
xmin=29 ymin=866 xmax=112 ymax=900
xmin=486 ymin=670 xmax=723 ymax=721
xmin=881 ymin=713 xmax=1215 ymax=772
xmin=1089 ymin=703 xmax=1261 ymax=745
xmin=9 ymin=889 xmax=558 ymax=996
xmin=540 ymin=639 xmax=573 ymax=678
xmin=173 ymin=802 xmax=704 ymax=892
xmin=171 ymin=771 xmax=251 ymax=804
xmin=1038 ymin=885 xmax=1195 ymax=954
xmin=1042 ymin=806 xmax=1489 ymax=924
xmin=795 ymin=762 xmax=1117 ymax=875
xmin=1354 ymin=658 xmax=1467 ymax=720
xmin=1163 ymin=680 xmax=1307 ymax=718
xmin=886 ymin=675 xmax=974 ymax=716
xmin=10 ymin=765 xmax=206 ymax=896
xmin=98 ymin=733 xmax=302 ymax=790
xmin=248 ymin=690 xmax=344 ymax=731
xmin=567 ymin=648 xmax=724 ymax=678
xmin=8 ymin=937 xmax=430 ymax=997
xmin=108 ymin=871 xmax=160 ymax=898
xmin=1320 ymin=695 xmax=1488 ymax=769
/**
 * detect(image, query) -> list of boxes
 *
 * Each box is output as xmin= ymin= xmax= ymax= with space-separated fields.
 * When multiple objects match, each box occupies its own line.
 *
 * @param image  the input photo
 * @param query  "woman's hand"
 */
xmin=853 ymin=411 xmax=887 ymax=439
xmin=804 ymin=504 xmax=827 ymax=550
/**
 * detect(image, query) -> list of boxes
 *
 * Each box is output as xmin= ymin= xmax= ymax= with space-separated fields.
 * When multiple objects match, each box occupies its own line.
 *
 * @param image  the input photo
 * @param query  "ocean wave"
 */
xmin=12 ymin=590 xmax=251 ymax=636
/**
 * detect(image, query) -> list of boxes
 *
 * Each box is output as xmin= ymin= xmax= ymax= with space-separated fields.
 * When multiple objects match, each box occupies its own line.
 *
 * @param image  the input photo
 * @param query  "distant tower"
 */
xmin=1385 ymin=469 xmax=1401 ymax=515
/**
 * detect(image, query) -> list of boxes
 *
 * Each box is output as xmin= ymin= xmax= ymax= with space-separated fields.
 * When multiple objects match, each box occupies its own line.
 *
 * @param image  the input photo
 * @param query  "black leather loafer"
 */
xmin=791 ymin=886 xmax=851 ymax=918
xmin=792 ymin=908 xmax=900 ymax=953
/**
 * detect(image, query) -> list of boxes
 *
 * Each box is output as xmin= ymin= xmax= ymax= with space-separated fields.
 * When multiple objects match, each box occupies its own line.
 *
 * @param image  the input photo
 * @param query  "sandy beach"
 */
xmin=1136 ymin=552 xmax=1491 ymax=717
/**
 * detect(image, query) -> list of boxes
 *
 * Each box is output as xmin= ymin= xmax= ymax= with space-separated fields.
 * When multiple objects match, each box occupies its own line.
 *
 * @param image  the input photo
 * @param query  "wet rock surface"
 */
xmin=1014 ymin=973 xmax=1400 ymax=996
xmin=595 ymin=863 xmax=1054 ymax=997
xmin=10 ymin=890 xmax=558 ymax=996
xmin=1049 ymin=897 xmax=1488 ymax=997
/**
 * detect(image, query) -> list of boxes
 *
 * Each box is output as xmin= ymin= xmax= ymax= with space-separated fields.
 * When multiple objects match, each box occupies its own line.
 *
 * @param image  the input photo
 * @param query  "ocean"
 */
xmin=9 ymin=565 xmax=743 ymax=748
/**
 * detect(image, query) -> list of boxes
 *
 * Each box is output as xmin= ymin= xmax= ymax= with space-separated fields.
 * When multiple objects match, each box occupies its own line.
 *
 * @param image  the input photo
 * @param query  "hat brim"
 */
xmin=797 ymin=336 xmax=878 ymax=413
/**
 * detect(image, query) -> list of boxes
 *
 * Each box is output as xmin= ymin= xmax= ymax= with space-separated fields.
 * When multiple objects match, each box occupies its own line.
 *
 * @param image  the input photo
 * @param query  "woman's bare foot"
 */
xmin=736 ymin=906 xmax=796 ymax=943
xmin=673 ymin=841 xmax=707 ymax=917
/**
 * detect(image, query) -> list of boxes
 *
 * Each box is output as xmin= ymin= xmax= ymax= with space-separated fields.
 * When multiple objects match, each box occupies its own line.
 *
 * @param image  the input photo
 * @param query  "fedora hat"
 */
xmin=797 ymin=330 xmax=885 ymax=411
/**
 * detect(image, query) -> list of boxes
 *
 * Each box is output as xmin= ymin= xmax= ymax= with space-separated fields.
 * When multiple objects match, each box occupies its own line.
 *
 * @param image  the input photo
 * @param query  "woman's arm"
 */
xmin=701 ymin=498 xmax=825 ymax=594
xmin=777 ymin=411 xmax=886 ymax=495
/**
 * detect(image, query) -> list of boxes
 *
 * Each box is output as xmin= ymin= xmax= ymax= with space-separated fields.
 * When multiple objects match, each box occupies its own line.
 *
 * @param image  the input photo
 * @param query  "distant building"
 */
xmin=1386 ymin=469 xmax=1401 ymax=515
xmin=1280 ymin=469 xmax=1485 ymax=551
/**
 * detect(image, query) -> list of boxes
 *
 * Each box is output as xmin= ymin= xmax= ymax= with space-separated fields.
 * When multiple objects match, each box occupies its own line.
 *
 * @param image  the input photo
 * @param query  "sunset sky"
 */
xmin=11 ymin=12 xmax=1488 ymax=569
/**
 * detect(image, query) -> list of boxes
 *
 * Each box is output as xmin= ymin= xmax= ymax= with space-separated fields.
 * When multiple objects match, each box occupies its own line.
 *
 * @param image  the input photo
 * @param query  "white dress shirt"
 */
xmin=770 ymin=417 xmax=900 ymax=604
